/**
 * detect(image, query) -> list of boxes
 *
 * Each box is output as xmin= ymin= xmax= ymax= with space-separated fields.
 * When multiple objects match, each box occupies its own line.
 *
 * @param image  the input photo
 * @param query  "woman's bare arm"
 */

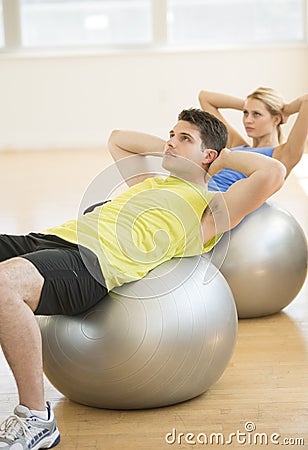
xmin=272 ymin=94 xmax=308 ymax=177
xmin=198 ymin=90 xmax=248 ymax=148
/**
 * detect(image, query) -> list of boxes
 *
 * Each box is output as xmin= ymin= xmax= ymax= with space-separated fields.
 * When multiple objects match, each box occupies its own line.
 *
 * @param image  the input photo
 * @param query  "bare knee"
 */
xmin=0 ymin=257 xmax=44 ymax=312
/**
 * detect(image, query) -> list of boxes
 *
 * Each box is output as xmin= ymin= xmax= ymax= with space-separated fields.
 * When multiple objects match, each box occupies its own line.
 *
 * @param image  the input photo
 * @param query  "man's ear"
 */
xmin=201 ymin=149 xmax=219 ymax=171
xmin=203 ymin=149 xmax=219 ymax=165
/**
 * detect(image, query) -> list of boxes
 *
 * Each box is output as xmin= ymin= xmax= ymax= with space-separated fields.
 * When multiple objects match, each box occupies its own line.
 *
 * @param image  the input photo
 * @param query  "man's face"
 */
xmin=162 ymin=120 xmax=208 ymax=176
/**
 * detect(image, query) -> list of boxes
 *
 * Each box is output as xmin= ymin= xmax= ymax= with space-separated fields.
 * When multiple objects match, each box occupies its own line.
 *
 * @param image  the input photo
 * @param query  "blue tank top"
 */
xmin=208 ymin=145 xmax=275 ymax=192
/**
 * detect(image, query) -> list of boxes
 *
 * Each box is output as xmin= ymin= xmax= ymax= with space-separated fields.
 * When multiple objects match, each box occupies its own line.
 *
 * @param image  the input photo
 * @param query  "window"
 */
xmin=0 ymin=0 xmax=307 ymax=52
xmin=167 ymin=0 xmax=305 ymax=47
xmin=20 ymin=0 xmax=152 ymax=47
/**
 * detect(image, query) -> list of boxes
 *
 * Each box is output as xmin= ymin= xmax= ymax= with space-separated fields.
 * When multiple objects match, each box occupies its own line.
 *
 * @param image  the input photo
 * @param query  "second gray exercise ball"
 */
xmin=38 ymin=256 xmax=237 ymax=410
xmin=209 ymin=202 xmax=308 ymax=319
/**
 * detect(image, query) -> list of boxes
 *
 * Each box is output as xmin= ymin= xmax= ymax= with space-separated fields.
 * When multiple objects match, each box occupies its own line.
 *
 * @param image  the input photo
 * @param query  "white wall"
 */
xmin=0 ymin=45 xmax=307 ymax=150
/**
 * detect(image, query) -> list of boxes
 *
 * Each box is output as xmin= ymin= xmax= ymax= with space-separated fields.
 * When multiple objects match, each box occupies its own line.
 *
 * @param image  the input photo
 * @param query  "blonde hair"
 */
xmin=247 ymin=87 xmax=284 ymax=144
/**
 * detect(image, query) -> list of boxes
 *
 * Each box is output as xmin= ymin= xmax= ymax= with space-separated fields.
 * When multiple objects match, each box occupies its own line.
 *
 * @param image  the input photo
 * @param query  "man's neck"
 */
xmin=168 ymin=172 xmax=207 ymax=187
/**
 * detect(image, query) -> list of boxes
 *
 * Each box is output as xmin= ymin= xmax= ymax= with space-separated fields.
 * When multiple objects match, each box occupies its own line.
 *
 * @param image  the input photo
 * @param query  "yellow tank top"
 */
xmin=42 ymin=176 xmax=220 ymax=290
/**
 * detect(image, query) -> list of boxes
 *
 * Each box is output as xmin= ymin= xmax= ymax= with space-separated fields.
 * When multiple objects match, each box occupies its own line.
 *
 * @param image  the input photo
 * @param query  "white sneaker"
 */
xmin=0 ymin=401 xmax=60 ymax=449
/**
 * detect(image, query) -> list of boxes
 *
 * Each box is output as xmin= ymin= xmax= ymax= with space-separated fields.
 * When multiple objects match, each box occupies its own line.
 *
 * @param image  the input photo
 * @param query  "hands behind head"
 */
xmin=207 ymin=148 xmax=231 ymax=178
xmin=280 ymin=107 xmax=289 ymax=125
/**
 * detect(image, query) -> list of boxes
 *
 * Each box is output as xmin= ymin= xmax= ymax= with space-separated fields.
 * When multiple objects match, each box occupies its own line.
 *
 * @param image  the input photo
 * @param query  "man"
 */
xmin=0 ymin=109 xmax=285 ymax=449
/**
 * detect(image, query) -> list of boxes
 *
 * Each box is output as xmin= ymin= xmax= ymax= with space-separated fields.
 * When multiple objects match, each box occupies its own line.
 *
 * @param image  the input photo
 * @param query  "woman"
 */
xmin=199 ymin=87 xmax=308 ymax=191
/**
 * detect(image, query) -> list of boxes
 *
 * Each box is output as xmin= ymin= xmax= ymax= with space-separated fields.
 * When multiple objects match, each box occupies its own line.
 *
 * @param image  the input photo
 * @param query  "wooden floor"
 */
xmin=0 ymin=149 xmax=307 ymax=449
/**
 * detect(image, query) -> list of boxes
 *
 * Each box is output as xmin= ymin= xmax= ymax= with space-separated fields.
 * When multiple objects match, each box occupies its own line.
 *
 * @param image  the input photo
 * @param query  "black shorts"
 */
xmin=0 ymin=233 xmax=108 ymax=316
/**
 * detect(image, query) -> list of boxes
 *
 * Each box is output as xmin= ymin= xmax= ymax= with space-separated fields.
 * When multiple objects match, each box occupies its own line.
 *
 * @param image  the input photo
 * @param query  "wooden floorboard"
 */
xmin=0 ymin=149 xmax=307 ymax=449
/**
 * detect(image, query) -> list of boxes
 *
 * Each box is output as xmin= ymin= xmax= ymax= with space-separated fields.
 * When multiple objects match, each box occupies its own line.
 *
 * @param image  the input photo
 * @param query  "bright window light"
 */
xmin=20 ymin=0 xmax=152 ymax=47
xmin=84 ymin=14 xmax=109 ymax=31
xmin=167 ymin=0 xmax=305 ymax=47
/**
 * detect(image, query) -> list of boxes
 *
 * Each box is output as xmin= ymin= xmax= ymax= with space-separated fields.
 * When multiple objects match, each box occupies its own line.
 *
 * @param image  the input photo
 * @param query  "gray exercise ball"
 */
xmin=209 ymin=202 xmax=308 ymax=319
xmin=38 ymin=256 xmax=237 ymax=410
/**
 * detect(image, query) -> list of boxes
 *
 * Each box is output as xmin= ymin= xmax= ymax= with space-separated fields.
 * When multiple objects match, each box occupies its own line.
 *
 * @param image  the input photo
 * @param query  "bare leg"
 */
xmin=0 ymin=257 xmax=45 ymax=410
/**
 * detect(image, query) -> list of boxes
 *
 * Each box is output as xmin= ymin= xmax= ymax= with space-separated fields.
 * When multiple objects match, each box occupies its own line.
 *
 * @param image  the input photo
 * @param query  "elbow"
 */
xmin=108 ymin=129 xmax=120 ymax=145
xmin=300 ymin=93 xmax=308 ymax=104
xmin=198 ymin=90 xmax=214 ymax=112
xmin=271 ymin=161 xmax=287 ymax=192
xmin=198 ymin=90 xmax=209 ymax=106
xmin=108 ymin=129 xmax=121 ymax=153
xmin=198 ymin=90 xmax=209 ymax=107
xmin=198 ymin=90 xmax=205 ymax=100
xmin=260 ymin=161 xmax=286 ymax=199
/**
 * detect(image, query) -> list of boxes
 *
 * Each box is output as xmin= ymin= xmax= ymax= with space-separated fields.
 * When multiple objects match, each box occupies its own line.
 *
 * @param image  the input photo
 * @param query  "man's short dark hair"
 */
xmin=178 ymin=108 xmax=228 ymax=153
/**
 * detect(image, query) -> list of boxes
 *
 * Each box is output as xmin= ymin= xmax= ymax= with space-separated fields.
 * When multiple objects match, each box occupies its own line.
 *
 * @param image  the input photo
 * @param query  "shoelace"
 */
xmin=0 ymin=414 xmax=38 ymax=443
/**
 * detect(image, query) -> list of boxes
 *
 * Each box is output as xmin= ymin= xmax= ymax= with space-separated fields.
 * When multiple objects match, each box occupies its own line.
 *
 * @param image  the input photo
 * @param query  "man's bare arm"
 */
xmin=201 ymin=150 xmax=286 ymax=244
xmin=108 ymin=130 xmax=166 ymax=187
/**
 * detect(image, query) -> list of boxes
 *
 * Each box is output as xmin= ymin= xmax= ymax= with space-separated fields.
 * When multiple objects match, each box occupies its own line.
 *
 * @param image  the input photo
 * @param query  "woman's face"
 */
xmin=242 ymin=98 xmax=280 ymax=139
